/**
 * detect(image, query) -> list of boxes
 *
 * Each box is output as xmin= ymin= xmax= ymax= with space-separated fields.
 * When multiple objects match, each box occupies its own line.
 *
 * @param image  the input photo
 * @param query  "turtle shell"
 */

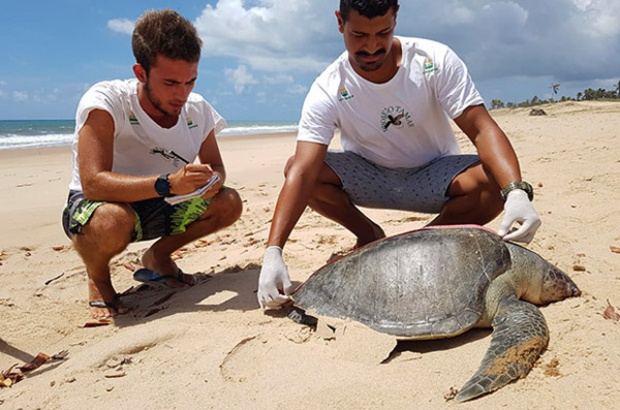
xmin=292 ymin=227 xmax=511 ymax=339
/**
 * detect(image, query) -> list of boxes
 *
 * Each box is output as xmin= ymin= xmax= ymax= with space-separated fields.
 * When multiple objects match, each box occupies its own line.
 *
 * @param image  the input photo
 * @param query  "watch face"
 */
xmin=155 ymin=174 xmax=171 ymax=196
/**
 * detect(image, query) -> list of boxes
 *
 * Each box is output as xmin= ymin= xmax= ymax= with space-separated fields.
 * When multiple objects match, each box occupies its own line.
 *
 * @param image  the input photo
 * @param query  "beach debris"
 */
xmin=44 ymin=272 xmax=65 ymax=285
xmin=572 ymin=264 xmax=586 ymax=272
xmin=603 ymin=300 xmax=620 ymax=321
xmin=1 ymin=351 xmax=69 ymax=387
xmin=106 ymin=356 xmax=132 ymax=369
xmin=194 ymin=238 xmax=212 ymax=248
xmin=82 ymin=319 xmax=113 ymax=328
xmin=104 ymin=371 xmax=126 ymax=378
xmin=610 ymin=245 xmax=620 ymax=254
xmin=1 ymin=365 xmax=23 ymax=387
xmin=19 ymin=351 xmax=68 ymax=372
xmin=444 ymin=386 xmax=459 ymax=401
xmin=52 ymin=245 xmax=65 ymax=251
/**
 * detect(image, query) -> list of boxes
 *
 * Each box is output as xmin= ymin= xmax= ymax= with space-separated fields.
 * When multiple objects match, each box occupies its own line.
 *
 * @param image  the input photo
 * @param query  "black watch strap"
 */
xmin=500 ymin=181 xmax=534 ymax=202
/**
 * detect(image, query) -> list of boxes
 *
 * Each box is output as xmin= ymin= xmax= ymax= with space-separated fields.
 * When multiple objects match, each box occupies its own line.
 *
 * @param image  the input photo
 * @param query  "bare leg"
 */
xmin=429 ymin=163 xmax=503 ymax=226
xmin=305 ymin=162 xmax=385 ymax=248
xmin=72 ymin=203 xmax=134 ymax=319
xmin=141 ymin=187 xmax=243 ymax=286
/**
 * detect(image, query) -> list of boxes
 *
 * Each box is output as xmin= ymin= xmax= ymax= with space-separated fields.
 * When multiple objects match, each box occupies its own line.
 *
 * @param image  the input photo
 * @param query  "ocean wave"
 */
xmin=0 ymin=133 xmax=75 ymax=150
xmin=0 ymin=122 xmax=299 ymax=150
xmin=219 ymin=123 xmax=298 ymax=136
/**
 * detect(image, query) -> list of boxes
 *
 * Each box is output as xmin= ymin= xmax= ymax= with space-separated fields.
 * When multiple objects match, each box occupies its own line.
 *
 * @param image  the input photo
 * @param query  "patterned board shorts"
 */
xmin=62 ymin=190 xmax=213 ymax=242
xmin=323 ymin=151 xmax=480 ymax=214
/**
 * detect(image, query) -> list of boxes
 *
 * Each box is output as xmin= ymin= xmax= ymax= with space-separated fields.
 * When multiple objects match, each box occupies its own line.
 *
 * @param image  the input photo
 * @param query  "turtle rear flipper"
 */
xmin=456 ymin=297 xmax=549 ymax=402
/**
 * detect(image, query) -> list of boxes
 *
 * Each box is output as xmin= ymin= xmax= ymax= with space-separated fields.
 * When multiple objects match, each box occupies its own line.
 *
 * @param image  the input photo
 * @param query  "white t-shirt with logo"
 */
xmin=69 ymin=79 xmax=226 ymax=191
xmin=297 ymin=37 xmax=484 ymax=168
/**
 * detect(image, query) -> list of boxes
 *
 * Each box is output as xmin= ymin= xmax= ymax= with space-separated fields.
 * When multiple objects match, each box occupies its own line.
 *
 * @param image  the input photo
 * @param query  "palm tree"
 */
xmin=615 ymin=81 xmax=620 ymax=99
xmin=551 ymin=83 xmax=560 ymax=95
xmin=583 ymin=88 xmax=595 ymax=100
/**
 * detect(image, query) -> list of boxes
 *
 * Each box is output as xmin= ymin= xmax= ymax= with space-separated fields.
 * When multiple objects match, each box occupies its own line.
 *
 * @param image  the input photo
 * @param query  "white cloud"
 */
xmin=263 ymin=74 xmax=294 ymax=85
xmin=107 ymin=18 xmax=134 ymax=34
xmin=286 ymin=84 xmax=308 ymax=95
xmin=0 ymin=80 xmax=7 ymax=87
xmin=194 ymin=0 xmax=620 ymax=85
xmin=195 ymin=0 xmax=335 ymax=73
xmin=224 ymin=64 xmax=258 ymax=94
xmin=13 ymin=91 xmax=28 ymax=102
xmin=392 ymin=1 xmax=620 ymax=83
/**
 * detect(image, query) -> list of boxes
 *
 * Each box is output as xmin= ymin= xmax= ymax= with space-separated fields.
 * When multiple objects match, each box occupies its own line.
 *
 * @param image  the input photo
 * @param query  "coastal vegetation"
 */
xmin=490 ymin=81 xmax=620 ymax=110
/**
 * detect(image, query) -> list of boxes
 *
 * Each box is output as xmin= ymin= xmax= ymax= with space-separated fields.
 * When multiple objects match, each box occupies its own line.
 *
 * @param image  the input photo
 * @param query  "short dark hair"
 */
xmin=132 ymin=9 xmax=202 ymax=74
xmin=339 ymin=0 xmax=399 ymax=22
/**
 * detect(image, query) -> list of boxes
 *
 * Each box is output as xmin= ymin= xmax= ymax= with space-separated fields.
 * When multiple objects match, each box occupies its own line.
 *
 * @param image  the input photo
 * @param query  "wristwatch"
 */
xmin=500 ymin=181 xmax=534 ymax=202
xmin=154 ymin=174 xmax=171 ymax=197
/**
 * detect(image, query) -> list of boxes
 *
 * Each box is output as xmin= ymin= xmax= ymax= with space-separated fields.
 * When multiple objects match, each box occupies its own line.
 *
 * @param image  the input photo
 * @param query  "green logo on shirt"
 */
xmin=339 ymin=87 xmax=354 ymax=101
xmin=186 ymin=116 xmax=198 ymax=129
xmin=129 ymin=111 xmax=139 ymax=125
xmin=424 ymin=58 xmax=437 ymax=73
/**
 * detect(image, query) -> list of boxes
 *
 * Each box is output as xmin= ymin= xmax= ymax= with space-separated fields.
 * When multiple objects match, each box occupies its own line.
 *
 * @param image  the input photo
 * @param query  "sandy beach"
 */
xmin=1 ymin=101 xmax=619 ymax=409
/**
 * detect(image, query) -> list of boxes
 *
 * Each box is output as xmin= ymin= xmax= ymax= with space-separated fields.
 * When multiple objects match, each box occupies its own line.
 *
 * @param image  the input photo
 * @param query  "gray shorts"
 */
xmin=324 ymin=151 xmax=480 ymax=214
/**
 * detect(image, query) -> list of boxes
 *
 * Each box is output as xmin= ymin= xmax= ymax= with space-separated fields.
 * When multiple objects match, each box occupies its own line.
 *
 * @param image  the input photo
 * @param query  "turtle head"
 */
xmin=506 ymin=242 xmax=581 ymax=304
xmin=539 ymin=264 xmax=581 ymax=304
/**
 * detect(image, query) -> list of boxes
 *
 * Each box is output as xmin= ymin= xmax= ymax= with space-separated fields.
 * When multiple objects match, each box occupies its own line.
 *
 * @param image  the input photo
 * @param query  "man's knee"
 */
xmin=74 ymin=204 xmax=134 ymax=251
xmin=213 ymin=187 xmax=243 ymax=226
xmin=283 ymin=155 xmax=296 ymax=177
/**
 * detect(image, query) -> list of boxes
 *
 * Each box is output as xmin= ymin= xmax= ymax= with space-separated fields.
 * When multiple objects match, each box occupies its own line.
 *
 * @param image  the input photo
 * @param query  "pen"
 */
xmin=170 ymin=150 xmax=190 ymax=164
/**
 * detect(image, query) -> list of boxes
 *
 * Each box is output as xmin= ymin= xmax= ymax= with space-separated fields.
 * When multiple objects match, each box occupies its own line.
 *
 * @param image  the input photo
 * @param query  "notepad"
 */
xmin=164 ymin=173 xmax=220 ymax=205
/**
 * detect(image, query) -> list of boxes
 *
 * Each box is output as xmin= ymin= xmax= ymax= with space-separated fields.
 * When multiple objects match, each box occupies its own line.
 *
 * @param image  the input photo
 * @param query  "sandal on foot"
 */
xmin=132 ymin=268 xmax=193 ymax=288
xmin=89 ymin=293 xmax=126 ymax=318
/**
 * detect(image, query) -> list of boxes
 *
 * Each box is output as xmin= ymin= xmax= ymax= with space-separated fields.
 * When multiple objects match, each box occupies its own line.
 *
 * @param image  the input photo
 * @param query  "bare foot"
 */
xmin=88 ymin=279 xmax=129 ymax=319
xmin=141 ymin=248 xmax=178 ymax=277
xmin=140 ymin=249 xmax=197 ymax=287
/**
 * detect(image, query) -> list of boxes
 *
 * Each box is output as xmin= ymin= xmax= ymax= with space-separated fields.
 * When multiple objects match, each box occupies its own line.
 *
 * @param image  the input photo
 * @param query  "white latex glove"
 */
xmin=257 ymin=246 xmax=294 ymax=309
xmin=497 ymin=189 xmax=542 ymax=243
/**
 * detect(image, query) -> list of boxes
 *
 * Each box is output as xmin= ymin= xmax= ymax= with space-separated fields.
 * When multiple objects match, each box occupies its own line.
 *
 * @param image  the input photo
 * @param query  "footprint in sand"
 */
xmin=219 ymin=336 xmax=266 ymax=382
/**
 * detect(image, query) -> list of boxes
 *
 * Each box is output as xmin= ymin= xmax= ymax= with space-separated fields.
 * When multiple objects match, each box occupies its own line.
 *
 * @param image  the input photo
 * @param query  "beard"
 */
xmin=353 ymin=49 xmax=387 ymax=72
xmin=144 ymin=80 xmax=181 ymax=117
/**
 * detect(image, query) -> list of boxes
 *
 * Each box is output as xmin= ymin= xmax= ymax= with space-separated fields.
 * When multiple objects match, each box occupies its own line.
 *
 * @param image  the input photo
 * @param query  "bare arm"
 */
xmin=79 ymin=109 xmax=218 ymax=201
xmin=192 ymin=128 xmax=227 ymax=199
xmin=453 ymin=104 xmax=522 ymax=188
xmin=266 ymin=141 xmax=328 ymax=248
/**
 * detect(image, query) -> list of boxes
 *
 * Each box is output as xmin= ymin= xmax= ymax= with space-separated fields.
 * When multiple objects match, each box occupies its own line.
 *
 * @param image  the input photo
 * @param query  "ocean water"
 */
xmin=0 ymin=119 xmax=298 ymax=151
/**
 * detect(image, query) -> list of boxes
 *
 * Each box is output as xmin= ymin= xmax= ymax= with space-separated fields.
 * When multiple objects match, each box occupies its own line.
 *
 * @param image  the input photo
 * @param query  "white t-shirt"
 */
xmin=69 ymin=79 xmax=226 ymax=191
xmin=297 ymin=37 xmax=484 ymax=168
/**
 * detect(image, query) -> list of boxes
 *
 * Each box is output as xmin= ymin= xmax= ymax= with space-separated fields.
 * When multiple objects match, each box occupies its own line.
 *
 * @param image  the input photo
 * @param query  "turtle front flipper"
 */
xmin=456 ymin=296 xmax=549 ymax=402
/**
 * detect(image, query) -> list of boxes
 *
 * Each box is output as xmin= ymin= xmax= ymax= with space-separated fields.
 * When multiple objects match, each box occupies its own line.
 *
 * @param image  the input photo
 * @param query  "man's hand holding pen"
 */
xmin=169 ymin=164 xmax=222 ymax=198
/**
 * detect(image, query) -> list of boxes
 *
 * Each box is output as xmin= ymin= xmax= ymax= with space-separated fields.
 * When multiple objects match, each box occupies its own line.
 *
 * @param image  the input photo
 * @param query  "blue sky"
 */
xmin=1 ymin=0 xmax=619 ymax=121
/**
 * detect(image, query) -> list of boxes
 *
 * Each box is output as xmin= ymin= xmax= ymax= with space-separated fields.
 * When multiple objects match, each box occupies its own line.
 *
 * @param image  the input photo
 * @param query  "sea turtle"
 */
xmin=291 ymin=225 xmax=581 ymax=402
